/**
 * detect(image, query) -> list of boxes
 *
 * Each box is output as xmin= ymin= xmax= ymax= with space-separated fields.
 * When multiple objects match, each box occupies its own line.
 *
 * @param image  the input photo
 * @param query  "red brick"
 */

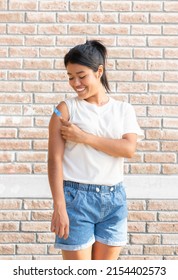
xmin=149 ymin=36 xmax=178 ymax=47
xmin=34 ymin=93 xmax=65 ymax=104
xmin=38 ymin=25 xmax=67 ymax=35
xmin=0 ymin=0 xmax=7 ymax=10
xmin=120 ymin=13 xmax=148 ymax=23
xmin=145 ymin=153 xmax=176 ymax=163
xmin=134 ymin=49 xmax=162 ymax=58
xmin=24 ymin=59 xmax=53 ymax=69
xmin=0 ymin=233 xmax=35 ymax=243
xmin=0 ymin=60 xmax=22 ymax=69
xmin=33 ymin=140 xmax=48 ymax=150
xmin=1 ymin=116 xmax=32 ymax=127
xmin=40 ymin=47 xmax=67 ymax=57
xmin=26 ymin=12 xmax=55 ymax=23
xmin=117 ymin=60 xmax=146 ymax=70
xmin=147 ymin=222 xmax=178 ymax=233
xmin=102 ymin=1 xmax=131 ymax=11
xmin=164 ymin=2 xmax=178 ymax=11
xmin=166 ymin=49 xmax=178 ymax=61
xmin=131 ymin=234 xmax=161 ymax=245
xmin=129 ymin=211 xmax=157 ymax=221
xmin=161 ymin=95 xmax=178 ymax=104
xmin=17 ymin=152 xmax=47 ymax=162
xmin=16 ymin=244 xmax=46 ymax=255
xmin=117 ymin=36 xmax=146 ymax=47
xmin=25 ymin=36 xmax=55 ymax=46
xmin=132 ymin=25 xmax=161 ymax=35
xmin=0 ymin=47 xmax=7 ymax=57
xmin=33 ymin=163 xmax=47 ymax=174
xmin=133 ymin=1 xmax=162 ymax=11
xmin=0 ymin=152 xmax=14 ymax=162
xmin=163 ymin=26 xmax=178 ymax=35
xmin=23 ymin=199 xmax=53 ymax=210
xmin=32 ymin=211 xmax=52 ymax=221
xmin=9 ymin=71 xmax=37 ymax=80
xmin=0 ymin=93 xmax=32 ymax=103
xmin=19 ymin=128 xmax=48 ymax=139
xmin=70 ymin=1 xmax=100 ymax=11
xmin=9 ymin=0 xmax=37 ymax=10
xmin=0 ymin=12 xmax=24 ymax=22
xmin=37 ymin=233 xmax=55 ymax=243
xmin=131 ymin=164 xmax=160 ymax=174
xmin=151 ymin=13 xmax=178 ymax=23
xmin=137 ymin=141 xmax=159 ymax=151
xmin=148 ymin=200 xmax=178 ymax=211
xmin=128 ymin=222 xmax=146 ymax=233
xmin=57 ymin=13 xmax=86 ymax=23
xmin=88 ymin=13 xmax=118 ymax=23
xmin=23 ymin=82 xmax=52 ymax=92
xmin=0 ymin=163 xmax=31 ymax=174
xmin=0 ymin=128 xmax=17 ymax=138
xmin=8 ymin=24 xmax=36 ymax=34
xmin=162 ymin=142 xmax=178 ymax=152
xmin=9 ymin=47 xmax=38 ymax=58
xmin=0 ymin=140 xmax=31 ymax=150
xmin=162 ymin=165 xmax=178 ymax=175
xmin=40 ymin=0 xmax=68 ymax=11
xmin=0 ymin=245 xmax=15 ymax=255
xmin=0 ymin=222 xmax=19 ymax=231
xmin=69 ymin=25 xmax=98 ymax=35
xmin=21 ymin=222 xmax=50 ymax=232
xmin=0 ymin=200 xmax=22 ymax=209
xmin=127 ymin=200 xmax=146 ymax=211
xmin=0 ymin=24 xmax=6 ymax=34
xmin=144 ymin=245 xmax=175 ymax=255
xmin=34 ymin=117 xmax=50 ymax=127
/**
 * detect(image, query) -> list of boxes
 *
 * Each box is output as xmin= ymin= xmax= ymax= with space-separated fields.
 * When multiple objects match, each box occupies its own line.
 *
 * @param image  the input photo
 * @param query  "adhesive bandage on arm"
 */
xmin=54 ymin=108 xmax=61 ymax=117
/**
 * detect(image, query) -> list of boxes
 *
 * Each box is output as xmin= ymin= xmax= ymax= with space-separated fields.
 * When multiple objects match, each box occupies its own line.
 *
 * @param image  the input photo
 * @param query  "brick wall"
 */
xmin=0 ymin=0 xmax=178 ymax=259
xmin=0 ymin=198 xmax=178 ymax=260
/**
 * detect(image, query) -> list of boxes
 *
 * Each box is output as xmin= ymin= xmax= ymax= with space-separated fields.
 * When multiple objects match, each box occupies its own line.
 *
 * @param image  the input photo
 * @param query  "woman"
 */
xmin=48 ymin=40 xmax=143 ymax=260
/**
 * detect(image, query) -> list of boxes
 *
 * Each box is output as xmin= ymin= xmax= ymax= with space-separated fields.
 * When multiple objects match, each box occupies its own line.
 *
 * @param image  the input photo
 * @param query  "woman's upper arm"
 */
xmin=122 ymin=133 xmax=138 ymax=157
xmin=48 ymin=101 xmax=69 ymax=161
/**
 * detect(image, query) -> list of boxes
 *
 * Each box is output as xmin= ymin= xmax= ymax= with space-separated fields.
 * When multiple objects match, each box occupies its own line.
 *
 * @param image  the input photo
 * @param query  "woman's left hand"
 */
xmin=60 ymin=117 xmax=86 ymax=143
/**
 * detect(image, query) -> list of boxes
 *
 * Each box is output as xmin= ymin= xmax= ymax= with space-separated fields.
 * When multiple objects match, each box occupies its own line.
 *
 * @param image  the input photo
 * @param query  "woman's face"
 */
xmin=66 ymin=63 xmax=103 ymax=100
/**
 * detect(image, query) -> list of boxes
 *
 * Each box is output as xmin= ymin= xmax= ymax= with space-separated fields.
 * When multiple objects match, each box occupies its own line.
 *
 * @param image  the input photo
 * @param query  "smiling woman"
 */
xmin=48 ymin=40 xmax=144 ymax=260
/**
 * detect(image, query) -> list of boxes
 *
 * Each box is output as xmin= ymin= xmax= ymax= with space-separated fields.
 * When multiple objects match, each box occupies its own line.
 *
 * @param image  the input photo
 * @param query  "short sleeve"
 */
xmin=64 ymin=97 xmax=76 ymax=122
xmin=122 ymin=103 xmax=144 ymax=141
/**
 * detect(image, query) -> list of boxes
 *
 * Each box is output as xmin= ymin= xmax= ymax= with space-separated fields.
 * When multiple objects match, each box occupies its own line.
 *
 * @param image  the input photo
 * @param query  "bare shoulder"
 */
xmin=49 ymin=101 xmax=69 ymax=129
xmin=56 ymin=101 xmax=69 ymax=120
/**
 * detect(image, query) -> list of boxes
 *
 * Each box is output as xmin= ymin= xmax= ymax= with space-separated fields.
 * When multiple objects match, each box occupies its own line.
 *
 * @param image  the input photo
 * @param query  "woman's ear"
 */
xmin=97 ymin=65 xmax=104 ymax=78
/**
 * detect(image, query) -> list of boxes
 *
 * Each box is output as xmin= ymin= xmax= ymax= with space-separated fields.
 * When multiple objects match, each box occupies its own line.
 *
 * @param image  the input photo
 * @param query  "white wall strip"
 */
xmin=0 ymin=175 xmax=177 ymax=199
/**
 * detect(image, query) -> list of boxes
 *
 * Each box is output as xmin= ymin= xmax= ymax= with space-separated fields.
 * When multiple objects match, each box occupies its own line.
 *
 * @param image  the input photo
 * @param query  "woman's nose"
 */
xmin=72 ymin=78 xmax=81 ymax=86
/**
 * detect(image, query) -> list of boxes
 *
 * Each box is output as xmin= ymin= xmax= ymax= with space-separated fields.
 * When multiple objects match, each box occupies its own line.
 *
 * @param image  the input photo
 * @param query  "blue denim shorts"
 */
xmin=55 ymin=181 xmax=128 ymax=251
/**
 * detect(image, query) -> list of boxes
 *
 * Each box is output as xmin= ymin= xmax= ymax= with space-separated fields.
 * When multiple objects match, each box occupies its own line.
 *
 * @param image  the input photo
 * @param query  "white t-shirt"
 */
xmin=63 ymin=96 xmax=144 ymax=186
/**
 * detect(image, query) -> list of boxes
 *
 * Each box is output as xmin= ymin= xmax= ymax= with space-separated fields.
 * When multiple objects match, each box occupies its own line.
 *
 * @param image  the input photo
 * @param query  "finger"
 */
xmin=63 ymin=225 xmax=69 ymax=240
xmin=58 ymin=226 xmax=65 ymax=239
xmin=60 ymin=117 xmax=71 ymax=127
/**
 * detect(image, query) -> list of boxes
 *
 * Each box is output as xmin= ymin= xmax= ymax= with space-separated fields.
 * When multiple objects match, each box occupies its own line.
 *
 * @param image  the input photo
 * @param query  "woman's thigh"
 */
xmin=62 ymin=246 xmax=92 ymax=260
xmin=92 ymin=241 xmax=122 ymax=260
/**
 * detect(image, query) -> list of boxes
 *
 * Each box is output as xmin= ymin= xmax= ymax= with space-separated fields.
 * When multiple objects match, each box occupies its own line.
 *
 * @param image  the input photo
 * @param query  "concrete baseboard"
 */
xmin=0 ymin=175 xmax=177 ymax=199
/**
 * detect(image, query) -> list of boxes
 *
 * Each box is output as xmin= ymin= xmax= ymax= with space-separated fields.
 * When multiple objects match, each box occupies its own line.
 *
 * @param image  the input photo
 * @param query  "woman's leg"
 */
xmin=62 ymin=246 xmax=92 ymax=260
xmin=92 ymin=241 xmax=122 ymax=260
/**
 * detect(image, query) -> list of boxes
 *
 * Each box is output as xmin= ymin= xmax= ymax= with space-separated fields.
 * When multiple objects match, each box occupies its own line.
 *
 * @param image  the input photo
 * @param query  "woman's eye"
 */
xmin=69 ymin=77 xmax=74 ymax=80
xmin=80 ymin=76 xmax=86 ymax=79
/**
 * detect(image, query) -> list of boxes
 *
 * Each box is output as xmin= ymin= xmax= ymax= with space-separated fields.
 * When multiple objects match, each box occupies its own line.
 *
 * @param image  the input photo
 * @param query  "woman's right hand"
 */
xmin=51 ymin=206 xmax=69 ymax=240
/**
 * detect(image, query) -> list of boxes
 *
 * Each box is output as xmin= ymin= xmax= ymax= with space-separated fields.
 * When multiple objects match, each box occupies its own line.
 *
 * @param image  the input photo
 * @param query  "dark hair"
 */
xmin=64 ymin=40 xmax=110 ymax=92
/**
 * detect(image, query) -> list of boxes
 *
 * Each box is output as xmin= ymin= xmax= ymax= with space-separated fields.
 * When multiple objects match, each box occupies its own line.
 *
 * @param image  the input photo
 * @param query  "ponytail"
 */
xmin=64 ymin=40 xmax=110 ymax=92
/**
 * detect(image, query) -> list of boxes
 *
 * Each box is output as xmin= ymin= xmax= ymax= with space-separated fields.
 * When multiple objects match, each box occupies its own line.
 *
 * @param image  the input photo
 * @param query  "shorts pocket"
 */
xmin=64 ymin=186 xmax=80 ymax=208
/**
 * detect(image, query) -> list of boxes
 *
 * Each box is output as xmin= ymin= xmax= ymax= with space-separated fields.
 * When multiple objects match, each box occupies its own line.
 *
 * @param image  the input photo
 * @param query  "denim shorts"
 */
xmin=55 ymin=181 xmax=128 ymax=251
